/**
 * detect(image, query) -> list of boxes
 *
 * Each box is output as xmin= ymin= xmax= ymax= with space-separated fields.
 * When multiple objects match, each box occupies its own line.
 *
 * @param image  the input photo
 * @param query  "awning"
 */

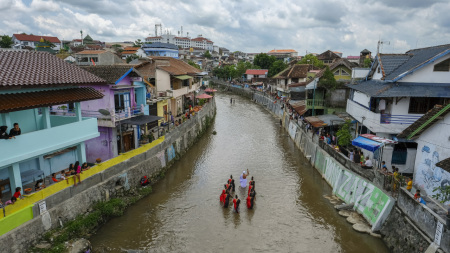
xmin=360 ymin=134 xmax=397 ymax=144
xmin=289 ymin=100 xmax=307 ymax=115
xmin=121 ymin=115 xmax=163 ymax=125
xmin=352 ymin=136 xmax=382 ymax=152
xmin=316 ymin=114 xmax=345 ymax=126
xmin=197 ymin=93 xmax=213 ymax=99
xmin=304 ymin=116 xmax=327 ymax=128
xmin=174 ymin=75 xmax=193 ymax=80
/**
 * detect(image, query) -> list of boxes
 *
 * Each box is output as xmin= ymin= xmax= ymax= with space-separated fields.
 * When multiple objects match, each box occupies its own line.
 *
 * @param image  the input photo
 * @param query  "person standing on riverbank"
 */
xmin=240 ymin=170 xmax=249 ymax=188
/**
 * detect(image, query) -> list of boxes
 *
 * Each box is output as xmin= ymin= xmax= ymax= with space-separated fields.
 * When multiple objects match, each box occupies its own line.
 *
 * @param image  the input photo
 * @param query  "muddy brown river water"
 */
xmin=90 ymin=92 xmax=389 ymax=252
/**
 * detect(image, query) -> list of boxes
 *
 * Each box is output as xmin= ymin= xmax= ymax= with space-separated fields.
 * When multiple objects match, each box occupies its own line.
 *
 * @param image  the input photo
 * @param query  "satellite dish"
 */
xmin=98 ymin=109 xmax=110 ymax=116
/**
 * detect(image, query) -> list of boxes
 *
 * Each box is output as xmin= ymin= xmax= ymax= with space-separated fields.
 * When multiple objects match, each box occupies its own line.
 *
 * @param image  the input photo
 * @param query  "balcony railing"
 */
xmin=380 ymin=114 xmax=422 ymax=125
xmin=306 ymin=99 xmax=326 ymax=108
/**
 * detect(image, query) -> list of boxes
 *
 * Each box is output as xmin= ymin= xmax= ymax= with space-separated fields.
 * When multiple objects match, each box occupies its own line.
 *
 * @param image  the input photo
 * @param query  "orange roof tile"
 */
xmin=13 ymin=34 xmax=61 ymax=43
xmin=76 ymin=50 xmax=107 ymax=55
xmin=268 ymin=49 xmax=297 ymax=53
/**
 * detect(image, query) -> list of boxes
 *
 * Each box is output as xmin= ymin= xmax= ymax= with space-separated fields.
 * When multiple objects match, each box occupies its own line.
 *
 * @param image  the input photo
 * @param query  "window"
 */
xmin=334 ymin=70 xmax=340 ymax=76
xmin=114 ymin=93 xmax=130 ymax=111
xmin=377 ymin=67 xmax=380 ymax=73
xmin=341 ymin=69 xmax=349 ymax=76
xmin=433 ymin=58 xmax=450 ymax=72
xmin=408 ymin=97 xmax=445 ymax=114
xmin=91 ymin=57 xmax=98 ymax=62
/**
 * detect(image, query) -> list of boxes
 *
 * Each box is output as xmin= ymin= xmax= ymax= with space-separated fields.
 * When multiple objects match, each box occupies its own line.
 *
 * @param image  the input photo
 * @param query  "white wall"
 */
xmin=372 ymin=62 xmax=383 ymax=80
xmin=413 ymin=113 xmax=450 ymax=198
xmin=352 ymin=68 xmax=370 ymax=79
xmin=400 ymin=55 xmax=450 ymax=83
xmin=353 ymin=91 xmax=370 ymax=107
xmin=156 ymin=69 xmax=171 ymax=92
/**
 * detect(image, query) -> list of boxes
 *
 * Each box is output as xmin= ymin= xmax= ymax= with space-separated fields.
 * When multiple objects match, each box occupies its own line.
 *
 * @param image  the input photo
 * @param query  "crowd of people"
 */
xmin=0 ymin=123 xmax=21 ymax=139
xmin=219 ymin=170 xmax=256 ymax=213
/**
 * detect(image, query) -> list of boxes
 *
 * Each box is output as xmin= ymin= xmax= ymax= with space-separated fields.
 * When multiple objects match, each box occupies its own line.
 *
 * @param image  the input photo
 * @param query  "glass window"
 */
xmin=408 ymin=97 xmax=445 ymax=114
xmin=333 ymin=70 xmax=340 ymax=76
xmin=341 ymin=69 xmax=350 ymax=76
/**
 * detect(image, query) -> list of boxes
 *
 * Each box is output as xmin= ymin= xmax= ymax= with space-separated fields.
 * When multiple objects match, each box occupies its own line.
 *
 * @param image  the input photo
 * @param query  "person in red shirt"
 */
xmin=220 ymin=190 xmax=226 ymax=205
xmin=246 ymin=196 xmax=252 ymax=209
xmin=51 ymin=173 xmax=58 ymax=183
xmin=13 ymin=187 xmax=23 ymax=200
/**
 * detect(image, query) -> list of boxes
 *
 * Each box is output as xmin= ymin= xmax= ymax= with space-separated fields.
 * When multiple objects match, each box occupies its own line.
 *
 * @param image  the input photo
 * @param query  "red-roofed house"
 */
xmin=12 ymin=34 xmax=62 ymax=50
xmin=267 ymin=49 xmax=298 ymax=61
xmin=245 ymin=69 xmax=268 ymax=80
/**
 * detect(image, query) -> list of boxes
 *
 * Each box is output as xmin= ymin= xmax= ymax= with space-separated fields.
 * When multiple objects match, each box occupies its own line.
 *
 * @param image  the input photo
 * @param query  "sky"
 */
xmin=1 ymin=0 xmax=450 ymax=56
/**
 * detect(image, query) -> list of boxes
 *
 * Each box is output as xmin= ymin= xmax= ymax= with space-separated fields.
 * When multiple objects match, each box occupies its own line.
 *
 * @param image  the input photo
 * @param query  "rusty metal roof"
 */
xmin=0 ymin=51 xmax=106 ymax=88
xmin=289 ymin=100 xmax=307 ymax=115
xmin=0 ymin=87 xmax=104 ymax=113
xmin=304 ymin=116 xmax=327 ymax=128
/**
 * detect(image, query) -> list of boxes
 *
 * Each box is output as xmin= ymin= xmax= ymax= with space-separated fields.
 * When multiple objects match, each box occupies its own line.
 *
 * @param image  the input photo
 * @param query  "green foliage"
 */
xmin=337 ymin=120 xmax=352 ymax=147
xmin=236 ymin=61 xmax=256 ymax=78
xmin=298 ymin=54 xmax=324 ymax=69
xmin=253 ymin=53 xmax=277 ymax=70
xmin=43 ymin=39 xmax=56 ymax=48
xmin=433 ymin=185 xmax=450 ymax=203
xmin=204 ymin=50 xmax=212 ymax=59
xmin=213 ymin=65 xmax=239 ymax=79
xmin=133 ymin=39 xmax=143 ymax=47
xmin=94 ymin=198 xmax=126 ymax=217
xmin=188 ymin=60 xmax=201 ymax=69
xmin=198 ymin=98 xmax=206 ymax=106
xmin=0 ymin=35 xmax=13 ymax=48
xmin=139 ymin=186 xmax=153 ymax=196
xmin=363 ymin=58 xmax=372 ymax=68
xmin=269 ymin=60 xmax=288 ymax=77
xmin=318 ymin=66 xmax=338 ymax=90
xmin=126 ymin=54 xmax=139 ymax=63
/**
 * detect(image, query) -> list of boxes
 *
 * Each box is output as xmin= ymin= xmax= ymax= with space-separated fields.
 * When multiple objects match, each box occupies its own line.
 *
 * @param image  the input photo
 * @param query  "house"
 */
xmin=144 ymin=34 xmax=214 ymax=51
xmin=347 ymin=56 xmax=360 ymax=64
xmin=121 ymin=46 xmax=146 ymax=59
xmin=141 ymin=43 xmax=179 ymax=59
xmin=329 ymin=58 xmax=358 ymax=82
xmin=12 ymin=34 xmax=62 ymax=51
xmin=273 ymin=64 xmax=311 ymax=97
xmin=79 ymin=65 xmax=155 ymax=161
xmin=359 ymin=49 xmax=372 ymax=66
xmin=317 ymin=50 xmax=341 ymax=64
xmin=397 ymin=102 xmax=450 ymax=198
xmin=190 ymin=36 xmax=214 ymax=51
xmin=0 ymin=51 xmax=105 ymax=195
xmin=245 ymin=69 xmax=268 ymax=81
xmin=75 ymin=50 xmax=124 ymax=65
xmin=346 ymin=44 xmax=450 ymax=173
xmin=268 ymin=49 xmax=298 ymax=62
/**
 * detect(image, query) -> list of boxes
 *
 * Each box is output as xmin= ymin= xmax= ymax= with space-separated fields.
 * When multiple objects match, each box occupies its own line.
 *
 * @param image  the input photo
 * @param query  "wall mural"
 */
xmin=414 ymin=144 xmax=450 ymax=199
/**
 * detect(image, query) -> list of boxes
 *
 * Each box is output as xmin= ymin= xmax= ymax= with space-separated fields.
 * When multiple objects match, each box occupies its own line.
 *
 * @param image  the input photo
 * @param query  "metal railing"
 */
xmin=380 ymin=114 xmax=421 ymax=124
xmin=306 ymin=99 xmax=326 ymax=107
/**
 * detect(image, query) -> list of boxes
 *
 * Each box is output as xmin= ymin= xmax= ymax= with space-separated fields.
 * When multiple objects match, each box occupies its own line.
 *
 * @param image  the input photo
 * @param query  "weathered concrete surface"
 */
xmin=0 ymin=100 xmax=216 ymax=253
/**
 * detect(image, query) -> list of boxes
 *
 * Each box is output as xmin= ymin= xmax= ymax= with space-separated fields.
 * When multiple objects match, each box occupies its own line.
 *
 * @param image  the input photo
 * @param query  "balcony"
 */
xmin=306 ymin=99 xmax=326 ymax=109
xmin=170 ymin=87 xmax=189 ymax=98
xmin=0 ymin=117 xmax=99 ymax=168
xmin=346 ymin=99 xmax=418 ymax=134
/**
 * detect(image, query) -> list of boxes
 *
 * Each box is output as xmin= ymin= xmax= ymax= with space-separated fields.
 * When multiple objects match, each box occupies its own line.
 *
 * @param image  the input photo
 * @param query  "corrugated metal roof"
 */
xmin=304 ymin=116 xmax=327 ymax=127
xmin=289 ymin=100 xmax=307 ymax=115
xmin=347 ymin=80 xmax=450 ymax=98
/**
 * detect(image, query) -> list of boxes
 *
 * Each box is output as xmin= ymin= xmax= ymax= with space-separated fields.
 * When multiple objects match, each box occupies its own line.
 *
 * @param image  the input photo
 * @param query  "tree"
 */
xmin=363 ymin=58 xmax=372 ymax=68
xmin=133 ymin=39 xmax=143 ymax=47
xmin=188 ymin=60 xmax=201 ymax=69
xmin=236 ymin=61 xmax=254 ymax=78
xmin=204 ymin=50 xmax=212 ymax=59
xmin=0 ymin=35 xmax=13 ymax=48
xmin=253 ymin=53 xmax=277 ymax=70
xmin=298 ymin=54 xmax=324 ymax=69
xmin=318 ymin=66 xmax=337 ymax=90
xmin=126 ymin=54 xmax=139 ymax=63
xmin=43 ymin=39 xmax=56 ymax=48
xmin=337 ymin=120 xmax=353 ymax=147
xmin=269 ymin=60 xmax=288 ymax=77
xmin=433 ymin=186 xmax=450 ymax=203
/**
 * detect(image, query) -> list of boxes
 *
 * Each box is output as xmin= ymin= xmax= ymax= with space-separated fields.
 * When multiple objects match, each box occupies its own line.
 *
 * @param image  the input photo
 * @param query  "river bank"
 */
xmin=0 ymin=99 xmax=216 ymax=253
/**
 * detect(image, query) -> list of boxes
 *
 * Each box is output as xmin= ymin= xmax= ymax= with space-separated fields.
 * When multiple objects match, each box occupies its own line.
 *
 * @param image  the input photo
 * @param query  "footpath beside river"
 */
xmin=214 ymin=80 xmax=448 ymax=253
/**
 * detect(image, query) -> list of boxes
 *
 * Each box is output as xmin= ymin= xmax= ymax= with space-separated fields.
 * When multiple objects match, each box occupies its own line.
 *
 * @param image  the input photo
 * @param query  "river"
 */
xmin=90 ymin=92 xmax=388 ymax=252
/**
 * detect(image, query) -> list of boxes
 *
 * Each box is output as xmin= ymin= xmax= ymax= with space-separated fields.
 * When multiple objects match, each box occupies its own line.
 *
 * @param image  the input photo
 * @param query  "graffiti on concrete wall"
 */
xmin=288 ymin=121 xmax=297 ymax=140
xmin=156 ymin=150 xmax=166 ymax=168
xmin=167 ymin=144 xmax=176 ymax=162
xmin=414 ymin=144 xmax=450 ymax=198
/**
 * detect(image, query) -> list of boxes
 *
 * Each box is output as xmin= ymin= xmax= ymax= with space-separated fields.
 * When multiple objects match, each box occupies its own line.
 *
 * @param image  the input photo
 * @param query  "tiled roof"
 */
xmin=347 ymin=56 xmax=360 ymax=59
xmin=13 ymin=34 xmax=60 ymax=43
xmin=347 ymin=80 xmax=450 ymax=98
xmin=0 ymin=87 xmax=104 ymax=113
xmin=122 ymin=50 xmax=137 ymax=55
xmin=268 ymin=49 xmax=297 ymax=53
xmin=436 ymin=158 xmax=450 ymax=173
xmin=289 ymin=100 xmax=307 ymax=115
xmin=397 ymin=103 xmax=450 ymax=139
xmin=142 ymin=43 xmax=178 ymax=50
xmin=76 ymin=50 xmax=107 ymax=55
xmin=146 ymin=36 xmax=162 ymax=39
xmin=288 ymin=82 xmax=308 ymax=87
xmin=245 ymin=69 xmax=268 ymax=75
xmin=174 ymin=37 xmax=190 ymax=40
xmin=361 ymin=49 xmax=371 ymax=53
xmin=273 ymin=64 xmax=310 ymax=79
xmin=329 ymin=58 xmax=358 ymax=71
xmin=379 ymin=44 xmax=450 ymax=80
xmin=81 ymin=65 xmax=140 ymax=84
xmin=153 ymin=57 xmax=201 ymax=76
xmin=124 ymin=47 xmax=141 ymax=51
xmin=317 ymin=50 xmax=341 ymax=60
xmin=0 ymin=51 xmax=106 ymax=88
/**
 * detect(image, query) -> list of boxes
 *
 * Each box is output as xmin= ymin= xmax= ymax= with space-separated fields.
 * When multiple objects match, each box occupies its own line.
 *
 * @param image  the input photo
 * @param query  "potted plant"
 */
xmin=60 ymin=105 xmax=68 ymax=115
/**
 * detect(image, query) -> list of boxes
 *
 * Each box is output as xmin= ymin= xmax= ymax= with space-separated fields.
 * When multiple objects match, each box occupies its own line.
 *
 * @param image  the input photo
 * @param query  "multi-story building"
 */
xmin=12 ymin=34 xmax=62 ymax=51
xmin=141 ymin=43 xmax=179 ymax=59
xmin=346 ymin=44 xmax=450 ymax=173
xmin=75 ymin=50 xmax=124 ymax=66
xmin=268 ymin=49 xmax=298 ymax=62
xmin=0 ymin=51 xmax=105 ymax=195
xmin=145 ymin=34 xmax=214 ymax=51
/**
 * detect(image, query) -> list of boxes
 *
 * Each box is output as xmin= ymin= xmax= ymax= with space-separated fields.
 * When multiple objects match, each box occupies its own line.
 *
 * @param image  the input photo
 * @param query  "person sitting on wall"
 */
xmin=4 ymin=196 xmax=17 ymax=206
xmin=51 ymin=173 xmax=59 ymax=183
xmin=9 ymin=123 xmax=21 ymax=137
xmin=81 ymin=162 xmax=90 ymax=171
xmin=34 ymin=179 xmax=46 ymax=191
xmin=361 ymin=156 xmax=373 ymax=169
xmin=140 ymin=176 xmax=150 ymax=187
xmin=0 ymin=126 xmax=12 ymax=139
xmin=380 ymin=161 xmax=388 ymax=173
xmin=416 ymin=193 xmax=426 ymax=205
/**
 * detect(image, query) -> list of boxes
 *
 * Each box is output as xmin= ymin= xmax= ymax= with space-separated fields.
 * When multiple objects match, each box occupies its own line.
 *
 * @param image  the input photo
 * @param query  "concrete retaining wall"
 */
xmin=0 ymin=100 xmax=216 ymax=253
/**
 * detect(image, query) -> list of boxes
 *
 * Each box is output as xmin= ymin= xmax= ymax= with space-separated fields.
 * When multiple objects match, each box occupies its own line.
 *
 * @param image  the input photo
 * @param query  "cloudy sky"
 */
xmin=1 ymin=0 xmax=449 ymax=56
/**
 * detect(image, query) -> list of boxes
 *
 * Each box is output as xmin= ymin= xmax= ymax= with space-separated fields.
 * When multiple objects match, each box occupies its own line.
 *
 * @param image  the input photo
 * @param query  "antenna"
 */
xmin=181 ymin=26 xmax=183 ymax=37
xmin=377 ymin=40 xmax=390 ymax=54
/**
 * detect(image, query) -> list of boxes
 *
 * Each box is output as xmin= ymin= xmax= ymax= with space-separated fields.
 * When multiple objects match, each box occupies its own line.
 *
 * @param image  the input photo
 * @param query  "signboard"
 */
xmin=434 ymin=221 xmax=443 ymax=246
xmin=39 ymin=201 xmax=47 ymax=215
xmin=360 ymin=134 xmax=397 ymax=144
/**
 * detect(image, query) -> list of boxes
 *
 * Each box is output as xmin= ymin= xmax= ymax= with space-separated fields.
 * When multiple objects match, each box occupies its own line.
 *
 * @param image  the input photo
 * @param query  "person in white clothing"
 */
xmin=362 ymin=156 xmax=373 ymax=169
xmin=240 ymin=170 xmax=249 ymax=188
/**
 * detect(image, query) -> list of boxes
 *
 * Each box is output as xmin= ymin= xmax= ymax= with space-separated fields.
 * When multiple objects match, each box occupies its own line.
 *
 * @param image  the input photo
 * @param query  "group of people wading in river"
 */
xmin=219 ymin=169 xmax=256 ymax=213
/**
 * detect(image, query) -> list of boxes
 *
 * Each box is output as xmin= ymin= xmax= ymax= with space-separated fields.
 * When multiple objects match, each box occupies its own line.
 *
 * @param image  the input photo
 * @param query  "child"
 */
xmin=60 ymin=170 xmax=68 ymax=184
xmin=5 ymin=196 xmax=17 ymax=205
xmin=81 ymin=162 xmax=90 ymax=171
xmin=417 ymin=193 xmax=426 ymax=205
xmin=13 ymin=187 xmax=24 ymax=200
xmin=414 ymin=189 xmax=420 ymax=200
xmin=406 ymin=178 xmax=413 ymax=191
xmin=51 ymin=173 xmax=58 ymax=183
xmin=35 ymin=179 xmax=46 ymax=191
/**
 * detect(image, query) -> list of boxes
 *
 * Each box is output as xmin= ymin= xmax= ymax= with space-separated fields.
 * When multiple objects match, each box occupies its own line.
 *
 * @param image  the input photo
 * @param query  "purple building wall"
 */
xmin=85 ymin=126 xmax=114 ymax=163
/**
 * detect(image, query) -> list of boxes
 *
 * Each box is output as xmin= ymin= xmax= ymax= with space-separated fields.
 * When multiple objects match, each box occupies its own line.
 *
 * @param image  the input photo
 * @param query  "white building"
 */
xmin=398 ymin=104 xmax=450 ymax=200
xmin=346 ymin=44 xmax=450 ymax=173
xmin=145 ymin=34 xmax=214 ymax=51
xmin=12 ymin=34 xmax=62 ymax=50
